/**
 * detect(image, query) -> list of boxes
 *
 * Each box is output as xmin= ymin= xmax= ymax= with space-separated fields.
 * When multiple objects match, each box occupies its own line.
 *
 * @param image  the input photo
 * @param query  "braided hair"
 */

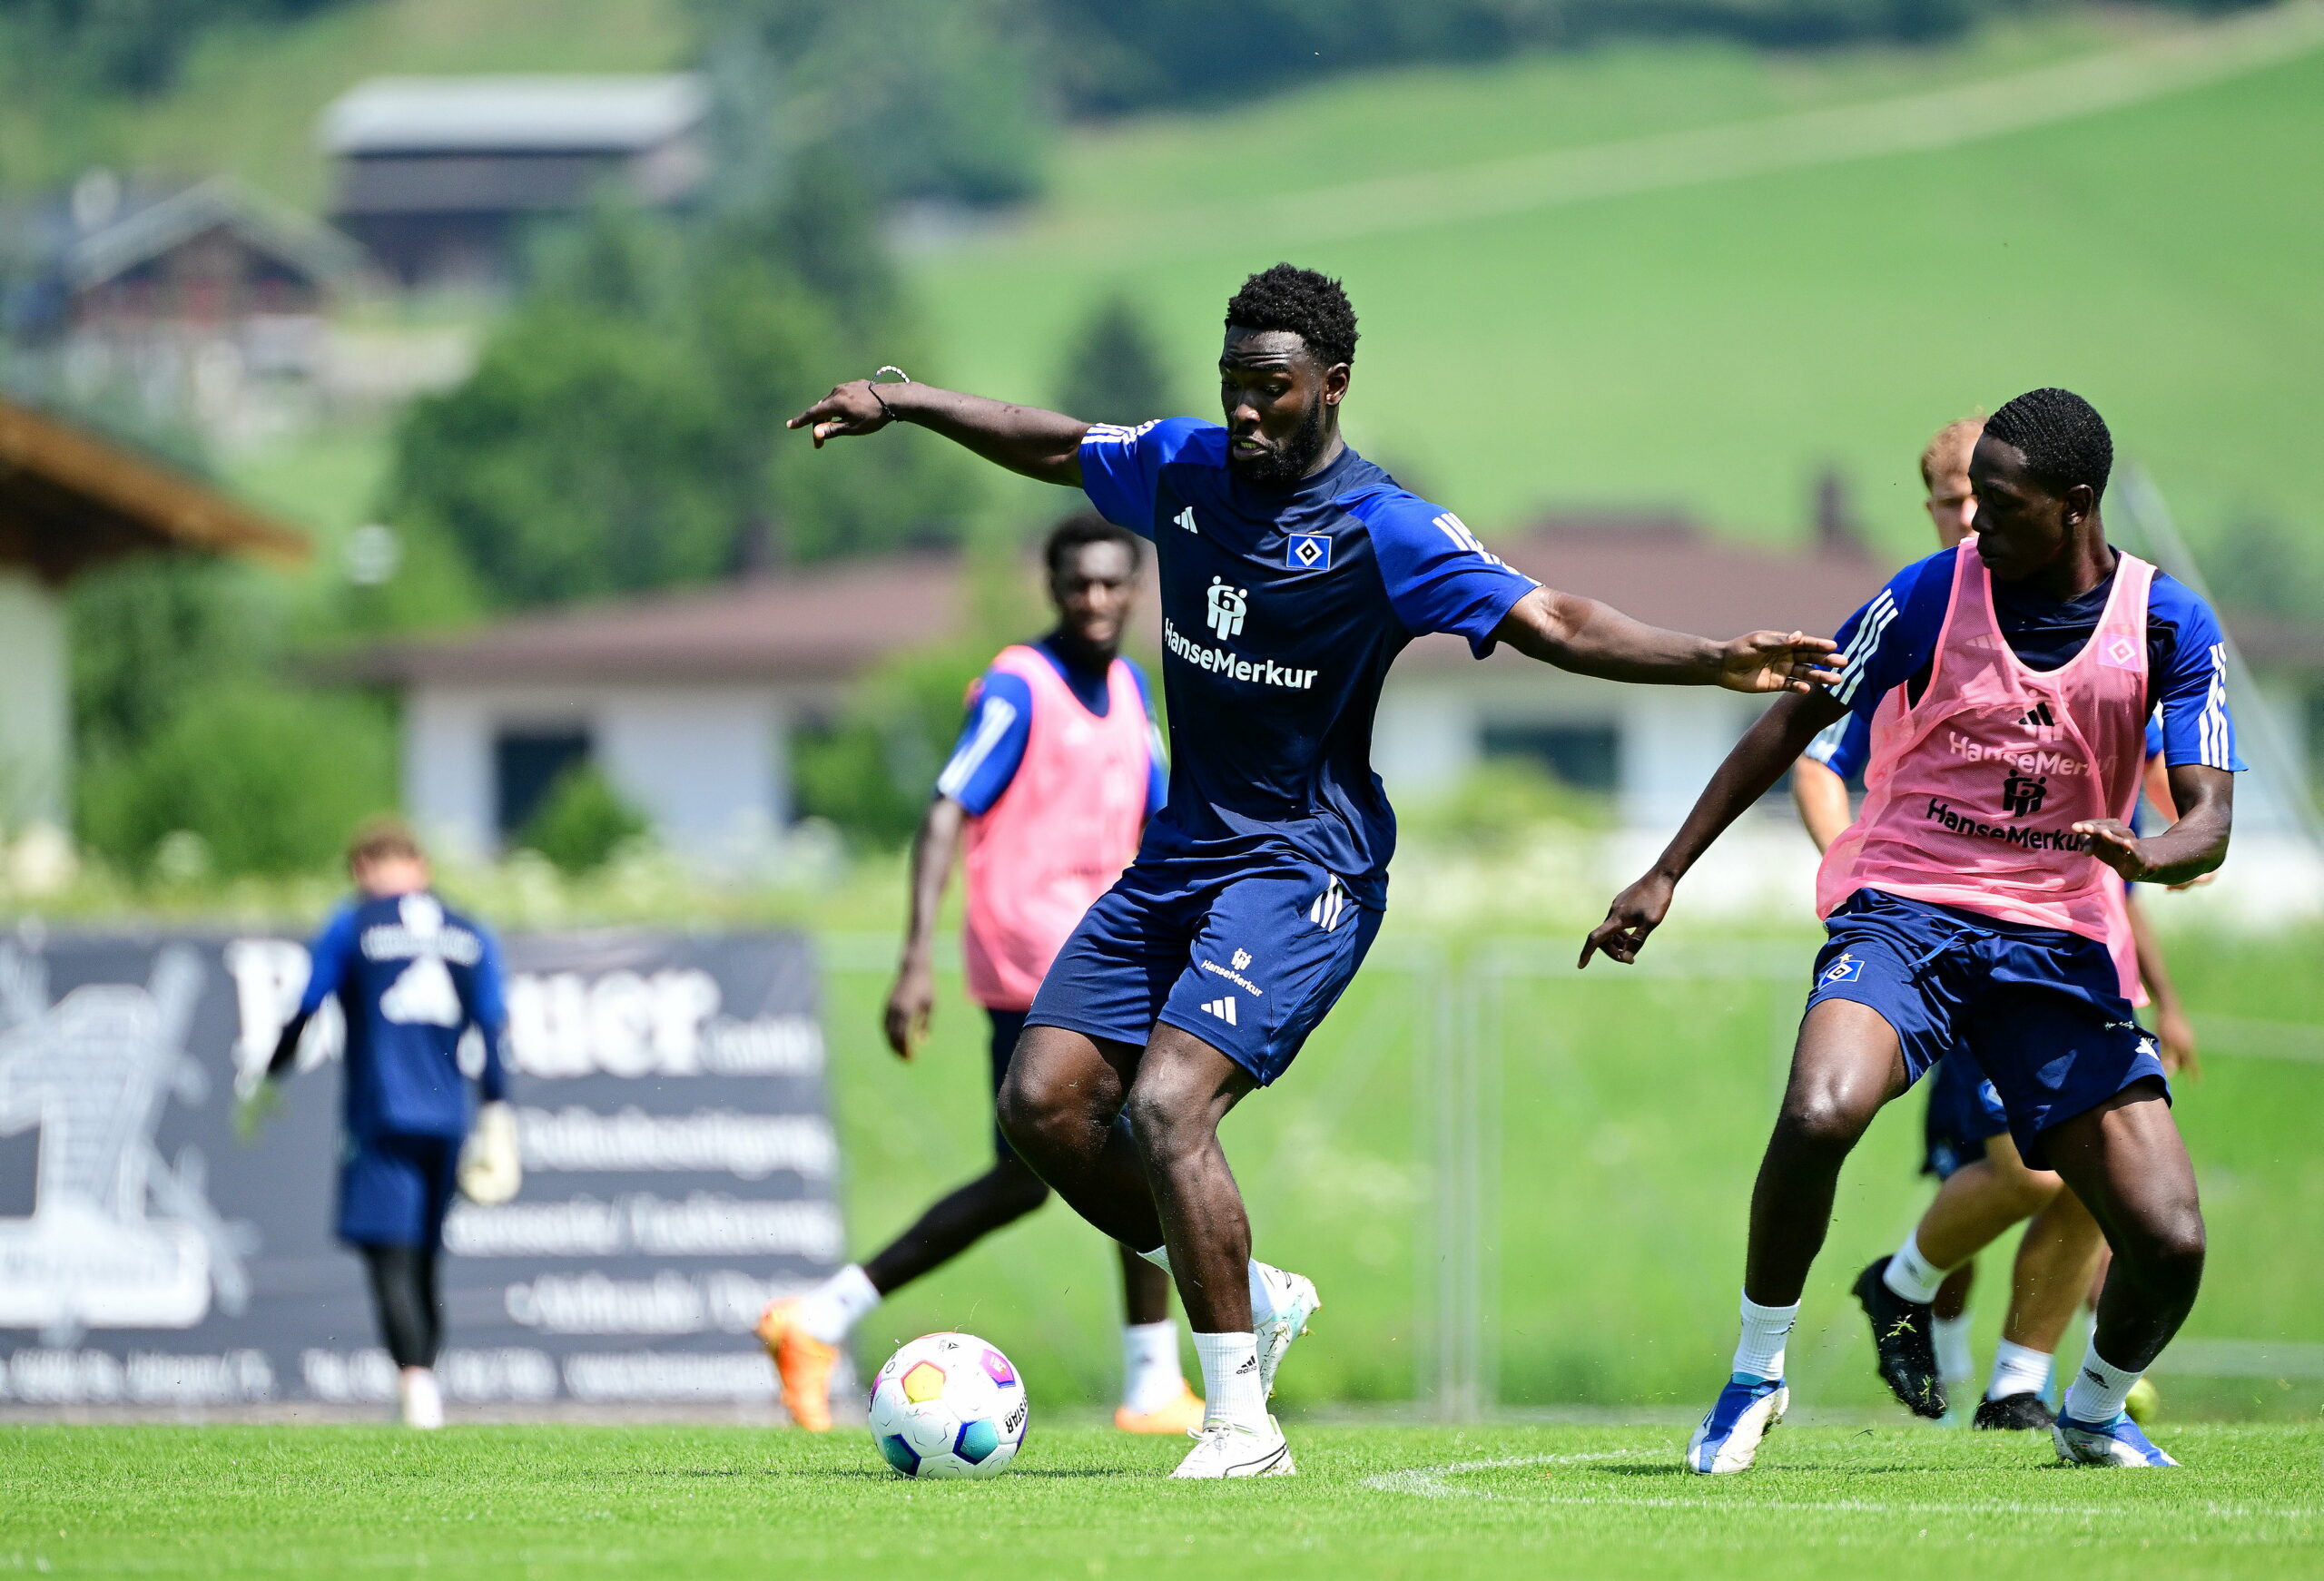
xmin=1984 ymin=388 xmax=2113 ymax=501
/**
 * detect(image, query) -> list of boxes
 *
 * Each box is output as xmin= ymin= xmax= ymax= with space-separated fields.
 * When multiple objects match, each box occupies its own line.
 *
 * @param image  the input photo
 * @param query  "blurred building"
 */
xmin=0 ymin=397 xmax=307 ymax=829
xmin=3 ymin=172 xmax=359 ymax=440
xmin=348 ymin=512 xmax=2321 ymax=875
xmin=320 ymin=74 xmax=710 ymax=289
xmin=342 ymin=555 xmax=965 ymax=865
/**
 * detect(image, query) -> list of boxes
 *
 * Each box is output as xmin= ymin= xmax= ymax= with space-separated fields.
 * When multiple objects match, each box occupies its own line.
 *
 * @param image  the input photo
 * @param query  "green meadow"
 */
xmin=911 ymin=8 xmax=2324 ymax=562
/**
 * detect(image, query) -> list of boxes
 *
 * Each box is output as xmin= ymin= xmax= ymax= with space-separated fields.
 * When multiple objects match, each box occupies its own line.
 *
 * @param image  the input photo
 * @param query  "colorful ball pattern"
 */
xmin=866 ymin=1332 xmax=1028 ymax=1480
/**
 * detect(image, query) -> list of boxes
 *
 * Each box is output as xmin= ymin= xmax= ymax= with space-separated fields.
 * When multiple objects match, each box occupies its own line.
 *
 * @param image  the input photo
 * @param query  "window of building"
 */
xmin=1481 ymin=722 xmax=1620 ymax=794
xmin=494 ymin=729 xmax=591 ymax=837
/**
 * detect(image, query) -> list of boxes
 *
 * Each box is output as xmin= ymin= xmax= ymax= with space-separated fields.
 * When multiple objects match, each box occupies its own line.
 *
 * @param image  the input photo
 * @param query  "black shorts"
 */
xmin=985 ymin=1007 xmax=1029 ymax=1163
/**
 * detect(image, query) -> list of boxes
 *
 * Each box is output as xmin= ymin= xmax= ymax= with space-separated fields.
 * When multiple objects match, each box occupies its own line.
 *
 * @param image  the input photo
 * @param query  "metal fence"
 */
xmin=822 ymin=930 xmax=2324 ymax=1419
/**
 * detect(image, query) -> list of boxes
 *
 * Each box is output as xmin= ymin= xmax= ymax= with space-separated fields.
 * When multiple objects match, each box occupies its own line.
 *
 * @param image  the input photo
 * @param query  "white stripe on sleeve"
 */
xmin=934 ymin=695 xmax=1020 ymax=801
xmin=1831 ymin=589 xmax=1896 ymax=706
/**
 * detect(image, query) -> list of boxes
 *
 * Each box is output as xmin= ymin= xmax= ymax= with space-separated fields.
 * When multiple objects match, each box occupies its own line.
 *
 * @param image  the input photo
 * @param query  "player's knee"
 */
xmin=2138 ymin=1210 xmax=2207 ymax=1290
xmin=995 ymin=1066 xmax=1068 ymax=1157
xmin=1775 ymin=1087 xmax=1874 ymax=1156
xmin=1123 ymin=1075 xmax=1205 ymax=1164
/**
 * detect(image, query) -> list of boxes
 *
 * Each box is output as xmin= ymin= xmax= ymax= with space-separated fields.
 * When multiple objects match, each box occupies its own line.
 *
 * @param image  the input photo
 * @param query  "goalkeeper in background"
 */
xmin=249 ymin=819 xmax=519 ymax=1429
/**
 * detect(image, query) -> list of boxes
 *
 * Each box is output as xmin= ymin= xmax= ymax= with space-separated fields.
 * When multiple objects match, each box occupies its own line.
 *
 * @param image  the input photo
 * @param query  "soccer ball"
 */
xmin=866 ymin=1332 xmax=1028 ymax=1480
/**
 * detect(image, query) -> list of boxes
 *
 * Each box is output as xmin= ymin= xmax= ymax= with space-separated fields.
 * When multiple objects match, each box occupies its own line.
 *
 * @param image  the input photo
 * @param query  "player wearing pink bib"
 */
xmin=759 ymin=515 xmax=1196 ymax=1434
xmin=1586 ymin=389 xmax=2238 ymax=1474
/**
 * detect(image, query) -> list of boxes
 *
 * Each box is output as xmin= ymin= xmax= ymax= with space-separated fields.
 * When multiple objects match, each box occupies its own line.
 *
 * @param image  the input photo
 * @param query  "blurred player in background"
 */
xmin=1793 ymin=415 xmax=2198 ymax=1432
xmin=758 ymin=514 xmax=1201 ymax=1435
xmin=247 ymin=820 xmax=517 ymax=1429
xmin=1591 ymin=388 xmax=2239 ymax=1474
xmin=788 ymin=262 xmax=1840 ymax=1477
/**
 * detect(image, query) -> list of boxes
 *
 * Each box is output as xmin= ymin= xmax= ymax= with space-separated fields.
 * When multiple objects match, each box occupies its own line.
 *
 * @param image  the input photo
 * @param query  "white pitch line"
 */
xmin=1363 ymin=1458 xmax=2324 ymax=1526
xmin=952 ymin=0 xmax=2324 ymax=261
xmin=1360 ymin=1450 xmax=1648 ymax=1498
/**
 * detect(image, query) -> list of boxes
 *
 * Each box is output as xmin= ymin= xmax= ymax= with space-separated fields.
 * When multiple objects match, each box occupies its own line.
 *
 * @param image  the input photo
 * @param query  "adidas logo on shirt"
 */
xmin=2020 ymin=701 xmax=2058 ymax=728
xmin=1201 ymin=997 xmax=1238 ymax=1026
xmin=1175 ymin=506 xmax=1197 ymax=534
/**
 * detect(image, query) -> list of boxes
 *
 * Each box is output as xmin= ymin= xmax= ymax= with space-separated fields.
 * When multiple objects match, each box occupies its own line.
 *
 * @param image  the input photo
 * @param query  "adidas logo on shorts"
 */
xmin=1201 ymin=997 xmax=1238 ymax=1026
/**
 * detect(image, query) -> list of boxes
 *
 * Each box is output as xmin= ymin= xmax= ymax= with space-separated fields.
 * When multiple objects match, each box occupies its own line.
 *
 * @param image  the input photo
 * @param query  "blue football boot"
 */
xmin=1686 ymin=1373 xmax=1788 ymax=1475
xmin=2053 ymin=1411 xmax=2179 ymax=1468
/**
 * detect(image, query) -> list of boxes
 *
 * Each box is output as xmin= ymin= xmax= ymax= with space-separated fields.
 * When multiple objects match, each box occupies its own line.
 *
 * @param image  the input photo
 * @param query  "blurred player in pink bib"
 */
xmin=1588 ymin=388 xmax=2239 ymax=1474
xmin=758 ymin=514 xmax=1196 ymax=1434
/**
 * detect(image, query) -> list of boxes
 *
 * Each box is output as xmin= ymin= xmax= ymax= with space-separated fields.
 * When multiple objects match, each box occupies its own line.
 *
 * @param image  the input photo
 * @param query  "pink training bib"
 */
xmin=1818 ymin=545 xmax=2154 ymax=990
xmin=961 ymin=646 xmax=1153 ymax=1011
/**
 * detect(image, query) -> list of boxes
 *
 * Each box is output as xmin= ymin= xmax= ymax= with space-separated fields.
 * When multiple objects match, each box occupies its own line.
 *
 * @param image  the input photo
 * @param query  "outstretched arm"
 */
xmin=1492 ymin=586 xmax=1842 ymax=694
xmin=788 ymin=379 xmax=1088 ymax=486
xmin=1581 ymin=689 xmax=1846 ymax=967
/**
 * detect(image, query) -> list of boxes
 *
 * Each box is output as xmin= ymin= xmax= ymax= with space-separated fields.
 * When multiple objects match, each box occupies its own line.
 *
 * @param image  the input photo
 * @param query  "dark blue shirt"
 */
xmin=299 ymin=891 xmax=510 ymax=1142
xmin=1079 ymin=417 xmax=1541 ymax=898
xmin=1823 ymin=547 xmax=2240 ymax=774
xmin=934 ymin=637 xmax=1167 ymax=818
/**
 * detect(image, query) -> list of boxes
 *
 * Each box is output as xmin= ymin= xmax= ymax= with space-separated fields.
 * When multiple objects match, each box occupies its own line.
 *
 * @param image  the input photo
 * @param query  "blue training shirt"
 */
xmin=1078 ymin=417 xmax=1541 ymax=898
xmin=1820 ymin=547 xmax=2240 ymax=775
xmin=934 ymin=637 xmax=1168 ymax=818
xmin=299 ymin=890 xmax=510 ymax=1142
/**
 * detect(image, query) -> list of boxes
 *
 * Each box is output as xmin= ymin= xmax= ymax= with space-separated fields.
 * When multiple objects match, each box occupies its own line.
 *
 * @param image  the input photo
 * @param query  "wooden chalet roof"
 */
xmin=0 ymin=398 xmax=309 ymax=584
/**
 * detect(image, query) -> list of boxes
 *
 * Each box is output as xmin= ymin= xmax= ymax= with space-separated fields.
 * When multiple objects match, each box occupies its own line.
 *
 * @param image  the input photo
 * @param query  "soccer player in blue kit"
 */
xmin=250 ymin=820 xmax=517 ymax=1429
xmin=790 ymin=264 xmax=1841 ymax=1477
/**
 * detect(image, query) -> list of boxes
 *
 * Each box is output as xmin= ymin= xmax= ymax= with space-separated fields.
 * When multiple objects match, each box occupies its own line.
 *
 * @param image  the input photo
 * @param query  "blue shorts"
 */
xmin=338 ymin=1132 xmax=462 ymax=1248
xmin=1807 ymin=889 xmax=2167 ymax=1171
xmin=1028 ymin=851 xmax=1383 ymax=1085
xmin=1920 ymin=1046 xmax=2009 ymax=1180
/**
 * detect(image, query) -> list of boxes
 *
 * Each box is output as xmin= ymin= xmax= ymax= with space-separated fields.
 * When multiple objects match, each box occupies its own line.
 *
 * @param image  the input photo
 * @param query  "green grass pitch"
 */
xmin=6 ymin=1421 xmax=2320 ymax=1578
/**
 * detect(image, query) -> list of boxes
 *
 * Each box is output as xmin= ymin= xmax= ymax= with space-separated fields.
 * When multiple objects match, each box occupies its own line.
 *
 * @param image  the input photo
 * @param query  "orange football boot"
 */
xmin=755 ymin=1298 xmax=837 ymax=1431
xmin=1114 ymin=1380 xmax=1206 ymax=1435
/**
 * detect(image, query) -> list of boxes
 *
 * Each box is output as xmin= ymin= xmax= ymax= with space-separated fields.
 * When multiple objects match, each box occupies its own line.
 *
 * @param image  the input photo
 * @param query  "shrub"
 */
xmin=76 ymin=682 xmax=396 ymax=877
xmin=518 ymin=766 xmax=651 ymax=875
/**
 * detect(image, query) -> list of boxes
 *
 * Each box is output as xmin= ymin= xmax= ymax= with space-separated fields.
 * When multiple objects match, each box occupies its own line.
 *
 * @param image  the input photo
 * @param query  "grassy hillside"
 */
xmin=0 ymin=0 xmax=692 ymax=206
xmin=910 ymin=7 xmax=2324 ymax=565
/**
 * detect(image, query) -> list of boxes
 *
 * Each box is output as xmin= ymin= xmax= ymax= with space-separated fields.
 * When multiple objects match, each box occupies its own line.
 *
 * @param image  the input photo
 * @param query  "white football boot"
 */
xmin=2053 ymin=1412 xmax=2179 ymax=1468
xmin=1255 ymin=1264 xmax=1321 ymax=1399
xmin=1170 ymin=1416 xmax=1295 ymax=1478
xmin=1685 ymin=1373 xmax=1787 ymax=1475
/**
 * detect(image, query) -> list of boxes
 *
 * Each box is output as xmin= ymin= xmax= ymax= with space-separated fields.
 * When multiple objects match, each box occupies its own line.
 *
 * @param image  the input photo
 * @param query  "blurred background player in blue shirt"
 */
xmin=248 ymin=819 xmax=517 ymax=1429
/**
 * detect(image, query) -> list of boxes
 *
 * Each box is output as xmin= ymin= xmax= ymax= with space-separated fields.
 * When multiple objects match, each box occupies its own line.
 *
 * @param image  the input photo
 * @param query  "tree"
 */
xmin=376 ymin=180 xmax=976 ymax=614
xmin=1055 ymin=293 xmax=1178 ymax=427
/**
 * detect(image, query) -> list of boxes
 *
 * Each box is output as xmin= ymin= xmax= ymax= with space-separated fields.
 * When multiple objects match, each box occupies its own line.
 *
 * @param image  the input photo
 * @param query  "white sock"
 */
xmin=1883 ymin=1232 xmax=1948 ymax=1305
xmin=1120 ymin=1321 xmax=1186 ymax=1414
xmin=1732 ymin=1291 xmax=1798 ymax=1382
xmin=794 ymin=1263 xmax=881 ymax=1345
xmin=1192 ymin=1331 xmax=1266 ymax=1430
xmin=1136 ymin=1245 xmax=1279 ymax=1327
xmin=399 ymin=1367 xmax=443 ymax=1430
xmin=2062 ymin=1341 xmax=2142 ymax=1424
xmin=1933 ymin=1313 xmax=1975 ymax=1388
xmin=1986 ymin=1338 xmax=2053 ymax=1401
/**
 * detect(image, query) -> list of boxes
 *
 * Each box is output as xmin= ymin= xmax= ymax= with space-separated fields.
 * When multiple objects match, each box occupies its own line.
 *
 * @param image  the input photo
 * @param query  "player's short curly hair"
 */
xmin=1225 ymin=263 xmax=1358 ymax=368
xmin=1984 ymin=388 xmax=2113 ymax=502
xmin=1044 ymin=510 xmax=1143 ymax=578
